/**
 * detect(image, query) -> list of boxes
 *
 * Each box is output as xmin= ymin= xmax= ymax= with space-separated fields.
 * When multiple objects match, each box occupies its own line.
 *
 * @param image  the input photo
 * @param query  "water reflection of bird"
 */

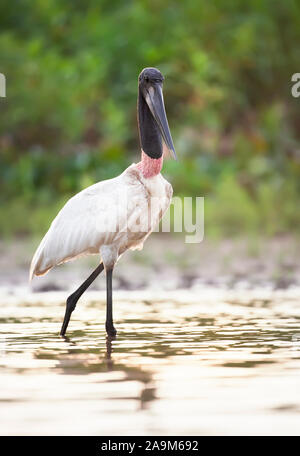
xmin=59 ymin=334 xmax=156 ymax=410
xmin=105 ymin=336 xmax=113 ymax=371
xmin=30 ymin=67 xmax=176 ymax=337
xmin=103 ymin=337 xmax=156 ymax=410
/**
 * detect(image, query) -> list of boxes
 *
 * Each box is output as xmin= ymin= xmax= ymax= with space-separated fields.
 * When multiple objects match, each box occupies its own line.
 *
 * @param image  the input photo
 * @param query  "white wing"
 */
xmin=29 ymin=168 xmax=148 ymax=279
xmin=30 ymin=164 xmax=172 ymax=280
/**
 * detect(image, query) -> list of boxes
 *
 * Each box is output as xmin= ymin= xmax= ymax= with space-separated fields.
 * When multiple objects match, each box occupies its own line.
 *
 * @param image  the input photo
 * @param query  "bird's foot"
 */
xmin=106 ymin=322 xmax=117 ymax=338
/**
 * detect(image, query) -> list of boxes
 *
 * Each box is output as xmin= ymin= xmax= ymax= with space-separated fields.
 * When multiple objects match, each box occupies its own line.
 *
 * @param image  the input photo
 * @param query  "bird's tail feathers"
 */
xmin=29 ymin=236 xmax=51 ymax=281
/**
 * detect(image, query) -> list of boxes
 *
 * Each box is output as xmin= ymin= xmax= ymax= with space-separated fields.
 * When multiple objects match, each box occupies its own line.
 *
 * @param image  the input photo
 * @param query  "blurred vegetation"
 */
xmin=0 ymin=0 xmax=300 ymax=238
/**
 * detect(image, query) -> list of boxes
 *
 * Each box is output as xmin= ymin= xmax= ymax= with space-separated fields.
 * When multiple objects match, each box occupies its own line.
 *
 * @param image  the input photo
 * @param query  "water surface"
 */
xmin=1 ymin=288 xmax=300 ymax=435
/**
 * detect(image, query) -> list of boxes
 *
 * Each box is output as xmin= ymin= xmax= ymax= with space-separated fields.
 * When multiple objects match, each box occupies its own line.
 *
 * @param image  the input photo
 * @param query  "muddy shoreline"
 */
xmin=1 ymin=235 xmax=300 ymax=293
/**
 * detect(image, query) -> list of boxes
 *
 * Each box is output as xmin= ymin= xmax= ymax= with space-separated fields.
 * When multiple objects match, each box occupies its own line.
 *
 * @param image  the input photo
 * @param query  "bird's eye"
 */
xmin=144 ymin=76 xmax=149 ymax=82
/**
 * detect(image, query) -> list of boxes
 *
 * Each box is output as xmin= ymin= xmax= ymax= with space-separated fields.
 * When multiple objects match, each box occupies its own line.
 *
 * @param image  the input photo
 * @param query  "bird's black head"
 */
xmin=137 ymin=67 xmax=176 ymax=160
xmin=138 ymin=67 xmax=164 ymax=87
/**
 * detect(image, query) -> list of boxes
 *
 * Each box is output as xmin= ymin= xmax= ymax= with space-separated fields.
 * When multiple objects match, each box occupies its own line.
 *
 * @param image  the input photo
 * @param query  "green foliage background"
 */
xmin=1 ymin=0 xmax=300 ymax=237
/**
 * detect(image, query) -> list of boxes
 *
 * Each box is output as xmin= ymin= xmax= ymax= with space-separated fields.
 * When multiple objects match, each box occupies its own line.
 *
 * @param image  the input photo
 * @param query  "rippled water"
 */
xmin=1 ymin=287 xmax=300 ymax=435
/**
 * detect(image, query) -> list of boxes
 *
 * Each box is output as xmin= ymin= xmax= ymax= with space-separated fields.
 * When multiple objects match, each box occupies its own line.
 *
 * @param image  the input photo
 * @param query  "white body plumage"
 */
xmin=30 ymin=163 xmax=173 ymax=279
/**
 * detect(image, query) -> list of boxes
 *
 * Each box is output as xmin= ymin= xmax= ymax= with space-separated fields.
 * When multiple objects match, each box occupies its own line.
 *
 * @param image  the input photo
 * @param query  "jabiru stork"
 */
xmin=30 ymin=67 xmax=176 ymax=337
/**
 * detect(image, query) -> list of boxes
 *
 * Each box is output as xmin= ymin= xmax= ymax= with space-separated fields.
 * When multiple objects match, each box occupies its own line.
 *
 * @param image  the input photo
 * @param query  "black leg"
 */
xmin=105 ymin=268 xmax=117 ymax=337
xmin=60 ymin=263 xmax=104 ymax=336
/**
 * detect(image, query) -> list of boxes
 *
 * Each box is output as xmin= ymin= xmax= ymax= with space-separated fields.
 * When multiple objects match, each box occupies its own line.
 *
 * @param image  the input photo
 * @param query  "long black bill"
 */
xmin=144 ymin=84 xmax=177 ymax=160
